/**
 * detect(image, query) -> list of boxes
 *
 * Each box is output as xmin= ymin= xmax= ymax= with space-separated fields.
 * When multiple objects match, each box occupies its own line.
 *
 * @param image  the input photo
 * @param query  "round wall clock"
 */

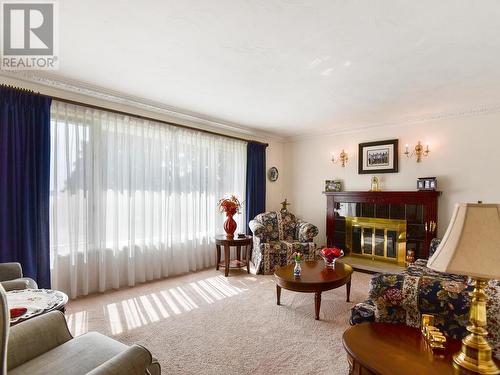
xmin=268 ymin=167 xmax=279 ymax=182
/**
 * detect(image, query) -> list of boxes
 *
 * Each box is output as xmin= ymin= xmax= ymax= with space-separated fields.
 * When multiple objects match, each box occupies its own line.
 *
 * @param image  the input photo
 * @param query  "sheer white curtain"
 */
xmin=50 ymin=101 xmax=247 ymax=298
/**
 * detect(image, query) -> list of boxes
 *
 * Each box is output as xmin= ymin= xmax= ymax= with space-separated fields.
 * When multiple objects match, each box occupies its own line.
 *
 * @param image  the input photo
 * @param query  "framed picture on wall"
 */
xmin=358 ymin=139 xmax=399 ymax=174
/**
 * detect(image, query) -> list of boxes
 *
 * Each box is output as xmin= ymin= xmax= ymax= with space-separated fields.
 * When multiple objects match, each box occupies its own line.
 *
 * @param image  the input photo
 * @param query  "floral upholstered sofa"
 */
xmin=350 ymin=239 xmax=500 ymax=360
xmin=249 ymin=210 xmax=318 ymax=274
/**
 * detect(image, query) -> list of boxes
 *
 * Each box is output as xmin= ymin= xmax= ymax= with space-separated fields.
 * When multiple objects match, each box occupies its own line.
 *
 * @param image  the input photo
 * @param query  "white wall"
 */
xmin=266 ymin=141 xmax=286 ymax=211
xmin=284 ymin=117 xmax=500 ymax=246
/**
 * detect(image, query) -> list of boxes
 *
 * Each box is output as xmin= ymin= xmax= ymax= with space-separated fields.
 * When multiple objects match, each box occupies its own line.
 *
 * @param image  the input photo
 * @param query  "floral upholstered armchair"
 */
xmin=350 ymin=239 xmax=500 ymax=360
xmin=249 ymin=210 xmax=318 ymax=274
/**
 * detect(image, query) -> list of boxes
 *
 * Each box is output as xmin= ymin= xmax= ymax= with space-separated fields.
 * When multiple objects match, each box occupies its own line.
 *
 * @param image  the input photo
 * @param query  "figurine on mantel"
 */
xmin=370 ymin=176 xmax=381 ymax=191
xmin=280 ymin=199 xmax=291 ymax=212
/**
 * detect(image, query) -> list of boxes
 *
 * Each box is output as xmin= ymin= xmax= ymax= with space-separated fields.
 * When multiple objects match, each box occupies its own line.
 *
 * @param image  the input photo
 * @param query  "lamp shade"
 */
xmin=427 ymin=203 xmax=500 ymax=279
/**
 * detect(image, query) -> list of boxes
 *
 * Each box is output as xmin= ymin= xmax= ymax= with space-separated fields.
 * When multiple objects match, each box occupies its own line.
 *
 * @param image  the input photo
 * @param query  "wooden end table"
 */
xmin=343 ymin=323 xmax=500 ymax=375
xmin=274 ymin=260 xmax=353 ymax=320
xmin=215 ymin=235 xmax=253 ymax=277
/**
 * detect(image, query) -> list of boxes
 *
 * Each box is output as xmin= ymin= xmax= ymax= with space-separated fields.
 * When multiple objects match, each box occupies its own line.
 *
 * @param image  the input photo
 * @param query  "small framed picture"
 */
xmin=417 ymin=177 xmax=437 ymax=191
xmin=325 ymin=180 xmax=342 ymax=192
xmin=358 ymin=139 xmax=399 ymax=174
xmin=268 ymin=167 xmax=279 ymax=182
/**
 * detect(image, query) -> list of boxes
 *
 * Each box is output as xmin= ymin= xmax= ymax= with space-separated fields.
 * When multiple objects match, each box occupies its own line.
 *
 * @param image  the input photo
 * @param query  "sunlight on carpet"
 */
xmin=67 ymin=274 xmax=268 ymax=337
xmin=65 ymin=269 xmax=370 ymax=375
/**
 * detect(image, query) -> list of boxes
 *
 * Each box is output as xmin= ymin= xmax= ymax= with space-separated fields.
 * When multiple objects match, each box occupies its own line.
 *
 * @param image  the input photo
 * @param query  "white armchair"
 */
xmin=0 ymin=285 xmax=160 ymax=375
xmin=0 ymin=263 xmax=37 ymax=292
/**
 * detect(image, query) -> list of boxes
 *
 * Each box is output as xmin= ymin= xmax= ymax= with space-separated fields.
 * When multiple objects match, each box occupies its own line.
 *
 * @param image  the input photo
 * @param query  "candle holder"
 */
xmin=421 ymin=314 xmax=447 ymax=352
xmin=332 ymin=149 xmax=348 ymax=167
xmin=404 ymin=141 xmax=430 ymax=162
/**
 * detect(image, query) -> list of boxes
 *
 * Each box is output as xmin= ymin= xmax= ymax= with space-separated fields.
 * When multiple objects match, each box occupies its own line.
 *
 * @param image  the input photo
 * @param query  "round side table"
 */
xmin=214 ymin=235 xmax=252 ymax=276
xmin=7 ymin=289 xmax=69 ymax=326
xmin=341 ymin=323 xmax=498 ymax=375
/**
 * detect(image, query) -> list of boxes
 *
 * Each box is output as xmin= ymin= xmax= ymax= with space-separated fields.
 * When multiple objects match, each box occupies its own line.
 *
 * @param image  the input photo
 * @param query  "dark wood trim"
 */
xmin=323 ymin=190 xmax=442 ymax=199
xmin=0 ymin=83 xmax=269 ymax=147
xmin=358 ymin=139 xmax=399 ymax=174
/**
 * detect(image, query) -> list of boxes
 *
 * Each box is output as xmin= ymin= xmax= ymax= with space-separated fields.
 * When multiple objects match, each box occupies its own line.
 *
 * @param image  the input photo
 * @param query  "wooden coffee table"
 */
xmin=274 ymin=260 xmax=353 ymax=320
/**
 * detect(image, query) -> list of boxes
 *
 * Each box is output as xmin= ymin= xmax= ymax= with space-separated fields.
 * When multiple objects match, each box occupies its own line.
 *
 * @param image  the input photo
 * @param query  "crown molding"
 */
xmin=3 ymin=71 xmax=497 ymax=144
xmin=284 ymin=104 xmax=500 ymax=142
xmin=0 ymin=71 xmax=286 ymax=143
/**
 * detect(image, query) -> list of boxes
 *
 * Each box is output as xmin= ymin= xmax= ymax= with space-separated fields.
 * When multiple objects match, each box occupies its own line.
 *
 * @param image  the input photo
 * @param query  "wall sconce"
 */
xmin=332 ymin=150 xmax=348 ymax=167
xmin=404 ymin=141 xmax=429 ymax=162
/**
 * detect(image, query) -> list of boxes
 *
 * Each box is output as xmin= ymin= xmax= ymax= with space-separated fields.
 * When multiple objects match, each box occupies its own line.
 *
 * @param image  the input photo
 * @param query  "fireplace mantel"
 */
xmin=323 ymin=190 xmax=441 ymax=201
xmin=324 ymin=190 xmax=441 ymax=260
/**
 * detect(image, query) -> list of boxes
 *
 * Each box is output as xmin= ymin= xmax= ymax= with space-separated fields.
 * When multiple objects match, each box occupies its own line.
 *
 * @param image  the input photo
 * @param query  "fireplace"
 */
xmin=324 ymin=191 xmax=441 ymax=269
xmin=346 ymin=216 xmax=407 ymax=265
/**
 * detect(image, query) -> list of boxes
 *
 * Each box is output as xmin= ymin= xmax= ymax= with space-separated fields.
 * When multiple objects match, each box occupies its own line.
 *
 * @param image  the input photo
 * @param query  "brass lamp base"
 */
xmin=453 ymin=278 xmax=499 ymax=375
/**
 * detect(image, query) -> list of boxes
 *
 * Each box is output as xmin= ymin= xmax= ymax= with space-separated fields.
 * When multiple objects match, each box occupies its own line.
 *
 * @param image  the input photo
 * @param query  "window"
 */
xmin=50 ymin=101 xmax=246 ymax=298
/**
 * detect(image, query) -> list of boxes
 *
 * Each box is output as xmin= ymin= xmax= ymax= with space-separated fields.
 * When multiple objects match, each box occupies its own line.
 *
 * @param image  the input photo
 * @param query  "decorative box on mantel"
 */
xmin=324 ymin=191 xmax=441 ymax=265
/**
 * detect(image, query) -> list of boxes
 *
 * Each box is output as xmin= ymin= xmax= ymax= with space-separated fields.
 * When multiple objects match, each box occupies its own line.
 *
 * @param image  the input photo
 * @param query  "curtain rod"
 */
xmin=1 ymin=83 xmax=269 ymax=147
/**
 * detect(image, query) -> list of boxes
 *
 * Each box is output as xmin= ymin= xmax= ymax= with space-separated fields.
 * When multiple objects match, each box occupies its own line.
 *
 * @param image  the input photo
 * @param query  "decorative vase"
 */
xmin=293 ymin=261 xmax=302 ymax=277
xmin=223 ymin=211 xmax=237 ymax=239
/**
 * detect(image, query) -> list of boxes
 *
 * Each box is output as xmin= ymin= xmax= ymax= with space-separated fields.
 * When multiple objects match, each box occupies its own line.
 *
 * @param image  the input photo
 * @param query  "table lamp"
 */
xmin=427 ymin=203 xmax=500 ymax=374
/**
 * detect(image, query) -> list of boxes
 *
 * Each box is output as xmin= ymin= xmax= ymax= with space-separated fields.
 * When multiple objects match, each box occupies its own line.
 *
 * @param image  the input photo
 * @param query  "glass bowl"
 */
xmin=319 ymin=248 xmax=344 ymax=268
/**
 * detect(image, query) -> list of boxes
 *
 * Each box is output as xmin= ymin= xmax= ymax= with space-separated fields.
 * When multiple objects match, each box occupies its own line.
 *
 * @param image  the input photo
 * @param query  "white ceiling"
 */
xmin=31 ymin=1 xmax=500 ymax=137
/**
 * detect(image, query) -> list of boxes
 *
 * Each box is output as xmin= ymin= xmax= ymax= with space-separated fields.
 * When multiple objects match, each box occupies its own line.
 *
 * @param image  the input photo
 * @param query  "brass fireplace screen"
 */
xmin=346 ymin=216 xmax=407 ymax=265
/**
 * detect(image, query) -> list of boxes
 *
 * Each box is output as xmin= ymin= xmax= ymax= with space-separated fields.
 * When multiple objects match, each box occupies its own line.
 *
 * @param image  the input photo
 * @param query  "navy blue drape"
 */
xmin=245 ymin=142 xmax=266 ymax=232
xmin=0 ymin=87 xmax=52 ymax=288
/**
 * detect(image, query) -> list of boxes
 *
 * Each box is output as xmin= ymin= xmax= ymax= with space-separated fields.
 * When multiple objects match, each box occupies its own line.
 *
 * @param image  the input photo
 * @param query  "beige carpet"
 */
xmin=66 ymin=268 xmax=371 ymax=374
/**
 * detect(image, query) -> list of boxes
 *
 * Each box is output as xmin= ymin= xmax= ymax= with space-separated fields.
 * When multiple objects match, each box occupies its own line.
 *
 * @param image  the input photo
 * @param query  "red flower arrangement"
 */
xmin=218 ymin=195 xmax=242 ymax=238
xmin=217 ymin=195 xmax=242 ymax=216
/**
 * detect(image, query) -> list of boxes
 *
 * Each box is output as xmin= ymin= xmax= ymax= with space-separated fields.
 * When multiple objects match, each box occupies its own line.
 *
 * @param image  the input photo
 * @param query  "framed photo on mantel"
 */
xmin=358 ymin=139 xmax=399 ymax=174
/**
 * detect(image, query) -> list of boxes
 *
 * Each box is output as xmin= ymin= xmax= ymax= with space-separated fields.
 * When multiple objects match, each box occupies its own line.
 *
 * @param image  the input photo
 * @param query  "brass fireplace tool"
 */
xmin=422 ymin=314 xmax=447 ymax=351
